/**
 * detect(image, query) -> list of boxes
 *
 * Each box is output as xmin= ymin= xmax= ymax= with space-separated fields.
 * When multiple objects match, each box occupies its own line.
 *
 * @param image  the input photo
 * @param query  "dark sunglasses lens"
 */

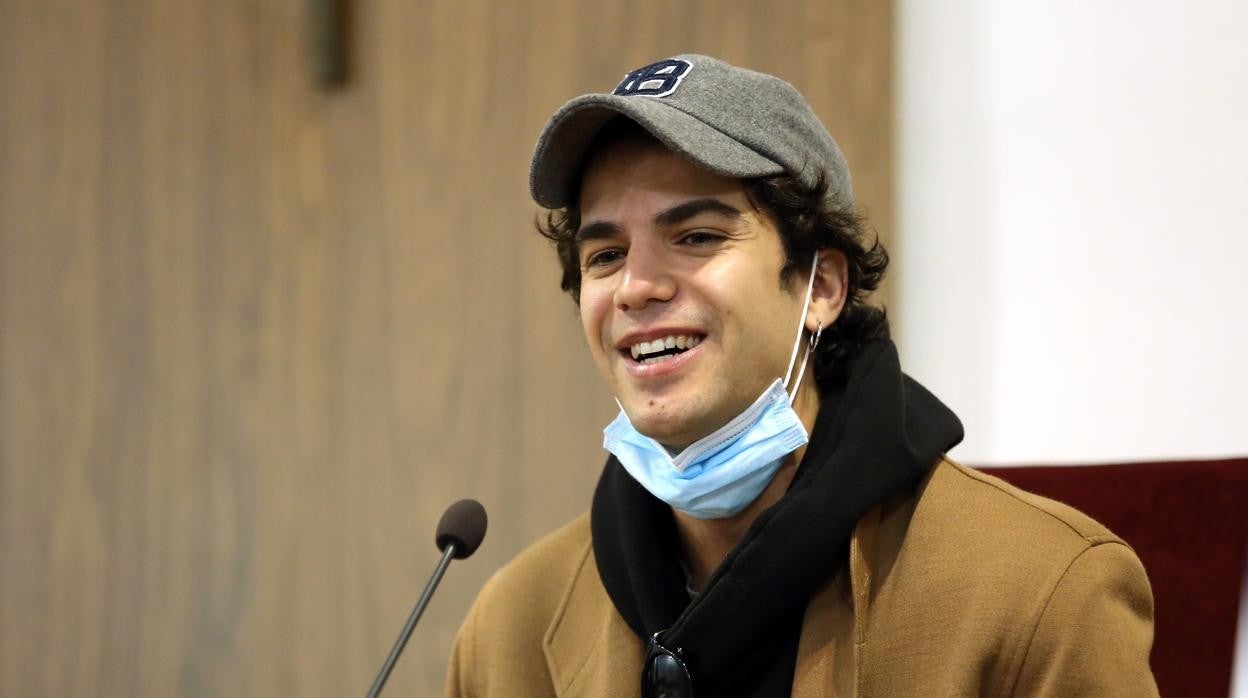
xmin=644 ymin=653 xmax=693 ymax=698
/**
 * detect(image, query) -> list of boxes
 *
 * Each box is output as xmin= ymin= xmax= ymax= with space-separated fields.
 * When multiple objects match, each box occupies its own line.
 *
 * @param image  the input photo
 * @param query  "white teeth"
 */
xmin=628 ymin=334 xmax=704 ymax=361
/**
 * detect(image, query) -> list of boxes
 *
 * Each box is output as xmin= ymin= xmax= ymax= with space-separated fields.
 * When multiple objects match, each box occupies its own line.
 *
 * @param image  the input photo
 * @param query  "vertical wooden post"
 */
xmin=310 ymin=0 xmax=349 ymax=87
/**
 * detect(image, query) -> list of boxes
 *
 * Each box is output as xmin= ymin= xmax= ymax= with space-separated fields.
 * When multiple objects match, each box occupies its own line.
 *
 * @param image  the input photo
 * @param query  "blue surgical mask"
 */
xmin=602 ymin=255 xmax=824 ymax=519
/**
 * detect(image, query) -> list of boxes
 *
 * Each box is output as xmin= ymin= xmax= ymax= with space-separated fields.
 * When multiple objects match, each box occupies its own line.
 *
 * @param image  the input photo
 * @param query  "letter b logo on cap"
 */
xmin=613 ymin=59 xmax=692 ymax=98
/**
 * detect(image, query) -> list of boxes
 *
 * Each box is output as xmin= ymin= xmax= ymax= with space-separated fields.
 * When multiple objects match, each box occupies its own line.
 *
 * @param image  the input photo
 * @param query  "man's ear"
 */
xmin=806 ymin=250 xmax=849 ymax=333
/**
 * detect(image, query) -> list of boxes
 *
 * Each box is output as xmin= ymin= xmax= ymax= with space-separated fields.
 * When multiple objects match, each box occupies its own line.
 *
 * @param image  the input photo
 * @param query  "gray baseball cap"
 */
xmin=529 ymin=53 xmax=852 ymax=210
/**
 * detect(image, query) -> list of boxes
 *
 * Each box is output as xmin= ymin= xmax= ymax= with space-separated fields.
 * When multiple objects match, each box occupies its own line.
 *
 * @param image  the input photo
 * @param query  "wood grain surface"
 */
xmin=0 ymin=1 xmax=893 ymax=694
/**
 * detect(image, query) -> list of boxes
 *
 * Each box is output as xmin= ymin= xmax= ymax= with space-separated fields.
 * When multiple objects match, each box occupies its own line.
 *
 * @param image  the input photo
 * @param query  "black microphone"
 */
xmin=366 ymin=499 xmax=488 ymax=698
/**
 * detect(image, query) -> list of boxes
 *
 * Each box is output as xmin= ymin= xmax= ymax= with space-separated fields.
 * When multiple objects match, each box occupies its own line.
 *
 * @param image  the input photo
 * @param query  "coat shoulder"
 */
xmin=487 ymin=513 xmax=592 ymax=593
xmin=932 ymin=459 xmax=1125 ymax=547
xmin=856 ymin=457 xmax=1155 ymax=695
xmin=472 ymin=512 xmax=593 ymax=631
xmin=875 ymin=457 xmax=1136 ymax=613
xmin=916 ymin=460 xmax=1156 ymax=695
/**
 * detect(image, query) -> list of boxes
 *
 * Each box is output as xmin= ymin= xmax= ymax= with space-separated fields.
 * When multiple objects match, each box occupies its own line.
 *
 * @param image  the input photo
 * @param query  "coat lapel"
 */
xmin=542 ymin=544 xmax=644 ymax=696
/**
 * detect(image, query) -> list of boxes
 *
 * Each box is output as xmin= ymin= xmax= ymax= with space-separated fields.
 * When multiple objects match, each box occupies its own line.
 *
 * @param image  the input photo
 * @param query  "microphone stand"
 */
xmin=365 ymin=542 xmax=459 ymax=698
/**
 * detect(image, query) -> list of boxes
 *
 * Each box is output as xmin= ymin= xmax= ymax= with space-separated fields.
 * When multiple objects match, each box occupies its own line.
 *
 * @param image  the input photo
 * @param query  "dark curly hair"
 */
xmin=535 ymin=123 xmax=889 ymax=393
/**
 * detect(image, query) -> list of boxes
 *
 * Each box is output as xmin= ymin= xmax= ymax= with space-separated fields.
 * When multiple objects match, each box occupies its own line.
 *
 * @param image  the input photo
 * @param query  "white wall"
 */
xmin=895 ymin=3 xmax=1248 ymax=695
xmin=895 ymin=0 xmax=1248 ymax=466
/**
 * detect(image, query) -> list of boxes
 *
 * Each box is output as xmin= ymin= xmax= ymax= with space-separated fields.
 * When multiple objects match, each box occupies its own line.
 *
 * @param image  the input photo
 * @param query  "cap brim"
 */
xmin=530 ymin=94 xmax=784 ymax=209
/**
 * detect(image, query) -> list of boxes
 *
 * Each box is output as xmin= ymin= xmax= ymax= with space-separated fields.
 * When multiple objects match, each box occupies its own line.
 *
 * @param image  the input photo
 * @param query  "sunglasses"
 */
xmin=642 ymin=630 xmax=695 ymax=698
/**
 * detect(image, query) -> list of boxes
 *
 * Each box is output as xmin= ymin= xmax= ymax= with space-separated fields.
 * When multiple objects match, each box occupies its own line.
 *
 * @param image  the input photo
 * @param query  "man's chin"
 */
xmin=626 ymin=410 xmax=717 ymax=452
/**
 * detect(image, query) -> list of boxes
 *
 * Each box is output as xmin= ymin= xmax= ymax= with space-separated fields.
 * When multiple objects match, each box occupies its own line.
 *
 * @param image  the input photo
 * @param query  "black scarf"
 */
xmin=590 ymin=340 xmax=964 ymax=696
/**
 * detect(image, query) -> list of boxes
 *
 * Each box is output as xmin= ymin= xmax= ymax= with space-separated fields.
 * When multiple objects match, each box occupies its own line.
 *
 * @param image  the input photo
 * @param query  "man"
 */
xmin=446 ymin=55 xmax=1156 ymax=696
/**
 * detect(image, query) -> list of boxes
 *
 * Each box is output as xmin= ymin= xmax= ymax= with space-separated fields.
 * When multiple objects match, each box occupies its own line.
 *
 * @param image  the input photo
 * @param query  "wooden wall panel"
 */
xmin=0 ymin=0 xmax=893 ymax=694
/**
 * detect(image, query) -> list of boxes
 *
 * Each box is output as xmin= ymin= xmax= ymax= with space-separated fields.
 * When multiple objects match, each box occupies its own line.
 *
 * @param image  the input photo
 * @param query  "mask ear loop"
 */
xmin=783 ymin=253 xmax=822 ymax=392
xmin=788 ymin=321 xmax=822 ymax=405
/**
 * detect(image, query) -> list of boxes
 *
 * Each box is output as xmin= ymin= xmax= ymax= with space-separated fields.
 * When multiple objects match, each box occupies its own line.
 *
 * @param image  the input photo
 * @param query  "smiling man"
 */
xmin=446 ymin=55 xmax=1157 ymax=697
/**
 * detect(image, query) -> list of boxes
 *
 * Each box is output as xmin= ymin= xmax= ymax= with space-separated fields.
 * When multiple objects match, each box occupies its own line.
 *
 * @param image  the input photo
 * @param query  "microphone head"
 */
xmin=435 ymin=499 xmax=488 ymax=559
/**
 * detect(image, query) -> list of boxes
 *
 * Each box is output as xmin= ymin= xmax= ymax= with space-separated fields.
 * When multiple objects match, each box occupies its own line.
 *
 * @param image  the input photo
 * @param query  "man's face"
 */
xmin=576 ymin=141 xmax=810 ymax=449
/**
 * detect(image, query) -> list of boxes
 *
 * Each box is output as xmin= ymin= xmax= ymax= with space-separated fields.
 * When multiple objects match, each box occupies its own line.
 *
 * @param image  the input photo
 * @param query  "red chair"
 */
xmin=983 ymin=458 xmax=1248 ymax=698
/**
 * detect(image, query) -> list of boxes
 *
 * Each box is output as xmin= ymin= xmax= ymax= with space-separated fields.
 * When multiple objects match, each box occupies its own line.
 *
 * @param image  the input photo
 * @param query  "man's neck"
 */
xmin=671 ymin=375 xmax=821 ymax=592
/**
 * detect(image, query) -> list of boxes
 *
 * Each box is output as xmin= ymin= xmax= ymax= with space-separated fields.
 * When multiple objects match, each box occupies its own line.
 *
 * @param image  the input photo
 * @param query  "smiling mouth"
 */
xmin=624 ymin=334 xmax=705 ymax=365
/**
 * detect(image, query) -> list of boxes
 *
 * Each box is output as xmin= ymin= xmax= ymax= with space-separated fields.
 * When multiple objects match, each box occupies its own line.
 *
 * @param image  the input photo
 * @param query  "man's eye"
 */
xmin=584 ymin=249 xmax=624 ymax=268
xmin=679 ymin=231 xmax=724 ymax=246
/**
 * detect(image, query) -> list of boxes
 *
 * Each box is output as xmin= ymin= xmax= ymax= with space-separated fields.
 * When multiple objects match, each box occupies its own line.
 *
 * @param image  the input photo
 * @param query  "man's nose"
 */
xmin=613 ymin=245 xmax=676 ymax=312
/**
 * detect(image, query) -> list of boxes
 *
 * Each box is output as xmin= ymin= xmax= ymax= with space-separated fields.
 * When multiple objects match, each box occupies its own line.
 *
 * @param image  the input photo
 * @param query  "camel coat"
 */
xmin=445 ymin=459 xmax=1157 ymax=696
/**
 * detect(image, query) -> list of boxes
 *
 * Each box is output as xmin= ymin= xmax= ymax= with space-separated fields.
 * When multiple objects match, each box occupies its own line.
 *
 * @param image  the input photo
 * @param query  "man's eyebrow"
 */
xmin=573 ymin=198 xmax=743 ymax=247
xmin=654 ymin=198 xmax=744 ymax=228
xmin=574 ymin=220 xmax=622 ymax=246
